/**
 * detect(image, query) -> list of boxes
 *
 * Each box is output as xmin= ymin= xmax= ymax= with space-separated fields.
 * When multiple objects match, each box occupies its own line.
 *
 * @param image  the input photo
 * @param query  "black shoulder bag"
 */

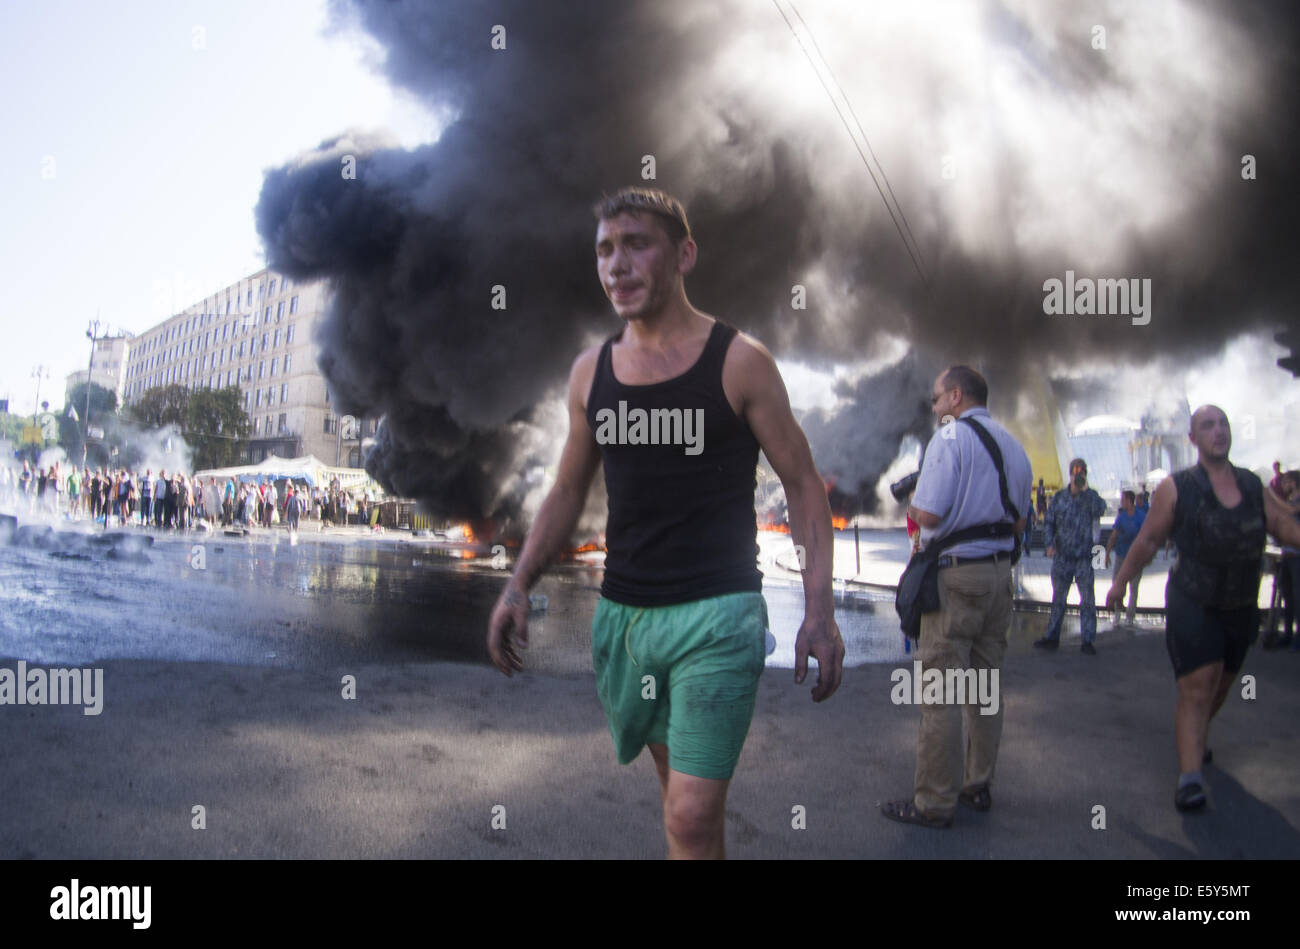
xmin=895 ymin=417 xmax=1022 ymax=640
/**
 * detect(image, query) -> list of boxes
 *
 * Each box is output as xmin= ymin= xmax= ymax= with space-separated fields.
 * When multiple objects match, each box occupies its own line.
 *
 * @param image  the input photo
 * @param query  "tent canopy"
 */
xmin=195 ymin=454 xmax=377 ymax=491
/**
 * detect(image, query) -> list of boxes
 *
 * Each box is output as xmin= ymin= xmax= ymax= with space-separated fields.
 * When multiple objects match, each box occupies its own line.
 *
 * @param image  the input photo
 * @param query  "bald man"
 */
xmin=1107 ymin=406 xmax=1300 ymax=811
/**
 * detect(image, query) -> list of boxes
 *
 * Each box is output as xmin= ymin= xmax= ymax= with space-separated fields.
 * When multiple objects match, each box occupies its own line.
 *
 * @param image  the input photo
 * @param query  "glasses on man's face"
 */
xmin=930 ymin=392 xmax=944 ymax=405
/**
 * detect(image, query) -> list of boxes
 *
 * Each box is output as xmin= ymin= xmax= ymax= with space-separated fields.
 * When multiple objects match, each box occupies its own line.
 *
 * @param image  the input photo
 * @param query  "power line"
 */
xmin=771 ymin=0 xmax=931 ymax=289
xmin=788 ymin=1 xmax=928 ymax=281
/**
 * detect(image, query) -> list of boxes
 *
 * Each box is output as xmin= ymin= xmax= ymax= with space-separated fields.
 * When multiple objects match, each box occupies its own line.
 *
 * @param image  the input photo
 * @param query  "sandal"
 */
xmin=880 ymin=799 xmax=952 ymax=828
xmin=959 ymin=786 xmax=992 ymax=811
xmin=1175 ymin=782 xmax=1207 ymax=812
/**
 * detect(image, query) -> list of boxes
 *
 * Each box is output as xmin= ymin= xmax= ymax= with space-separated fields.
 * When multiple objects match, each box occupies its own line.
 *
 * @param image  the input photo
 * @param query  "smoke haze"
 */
xmin=255 ymin=0 xmax=1299 ymax=527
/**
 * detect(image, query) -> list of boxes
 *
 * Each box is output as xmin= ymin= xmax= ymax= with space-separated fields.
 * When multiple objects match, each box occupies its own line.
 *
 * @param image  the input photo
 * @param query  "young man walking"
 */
xmin=487 ymin=187 xmax=843 ymax=859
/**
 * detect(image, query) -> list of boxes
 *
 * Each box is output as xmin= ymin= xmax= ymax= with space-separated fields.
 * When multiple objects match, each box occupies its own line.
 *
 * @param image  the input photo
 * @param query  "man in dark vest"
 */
xmin=1107 ymin=405 xmax=1300 ymax=811
xmin=487 ymin=187 xmax=844 ymax=858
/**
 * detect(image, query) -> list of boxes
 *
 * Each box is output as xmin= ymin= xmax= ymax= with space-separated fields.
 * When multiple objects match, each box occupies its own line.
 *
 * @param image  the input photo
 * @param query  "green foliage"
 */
xmin=187 ymin=386 xmax=250 ymax=469
xmin=125 ymin=384 xmax=251 ymax=470
xmin=66 ymin=381 xmax=118 ymax=418
xmin=57 ymin=381 xmax=119 ymax=468
xmin=0 ymin=411 xmax=28 ymax=444
xmin=130 ymin=384 xmax=190 ymax=429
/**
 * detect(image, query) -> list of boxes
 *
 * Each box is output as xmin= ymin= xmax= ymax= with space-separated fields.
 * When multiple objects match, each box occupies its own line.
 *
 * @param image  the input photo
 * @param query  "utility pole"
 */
xmin=30 ymin=364 xmax=49 ymax=424
xmin=83 ymin=317 xmax=107 ymax=467
xmin=29 ymin=364 xmax=49 ymax=463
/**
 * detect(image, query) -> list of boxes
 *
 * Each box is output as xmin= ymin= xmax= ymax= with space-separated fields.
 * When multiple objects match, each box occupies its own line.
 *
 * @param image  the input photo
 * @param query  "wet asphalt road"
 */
xmin=0 ymin=518 xmax=913 ymax=674
xmin=1 ymin=513 xmax=1298 ymax=861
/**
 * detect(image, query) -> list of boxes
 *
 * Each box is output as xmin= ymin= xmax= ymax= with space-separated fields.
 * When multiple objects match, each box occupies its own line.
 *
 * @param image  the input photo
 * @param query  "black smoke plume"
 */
xmin=256 ymin=0 xmax=1300 ymax=529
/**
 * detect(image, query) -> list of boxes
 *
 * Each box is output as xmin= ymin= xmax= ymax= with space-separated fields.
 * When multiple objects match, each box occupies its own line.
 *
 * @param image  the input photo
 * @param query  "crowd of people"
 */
xmin=0 ymin=459 xmax=375 ymax=535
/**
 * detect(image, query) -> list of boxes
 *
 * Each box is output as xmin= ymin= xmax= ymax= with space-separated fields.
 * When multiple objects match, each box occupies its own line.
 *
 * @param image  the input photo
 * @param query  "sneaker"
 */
xmin=1081 ymin=642 xmax=1097 ymax=655
xmin=1032 ymin=636 xmax=1060 ymax=650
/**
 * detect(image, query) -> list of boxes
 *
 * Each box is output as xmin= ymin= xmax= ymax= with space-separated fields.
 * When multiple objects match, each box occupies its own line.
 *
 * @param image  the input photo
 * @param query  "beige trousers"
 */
xmin=914 ymin=559 xmax=1014 ymax=818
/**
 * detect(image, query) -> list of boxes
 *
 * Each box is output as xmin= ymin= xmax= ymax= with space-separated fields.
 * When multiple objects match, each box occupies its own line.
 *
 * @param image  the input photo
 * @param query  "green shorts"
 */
xmin=591 ymin=591 xmax=768 ymax=781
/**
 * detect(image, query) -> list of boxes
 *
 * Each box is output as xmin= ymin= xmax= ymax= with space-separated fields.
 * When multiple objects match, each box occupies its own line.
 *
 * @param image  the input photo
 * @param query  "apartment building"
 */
xmin=65 ymin=333 xmax=133 ymax=408
xmin=122 ymin=269 xmax=373 ymax=465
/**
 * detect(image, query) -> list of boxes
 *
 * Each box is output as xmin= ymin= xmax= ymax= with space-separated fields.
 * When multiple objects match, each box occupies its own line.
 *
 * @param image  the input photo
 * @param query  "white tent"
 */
xmin=195 ymin=454 xmax=378 ymax=492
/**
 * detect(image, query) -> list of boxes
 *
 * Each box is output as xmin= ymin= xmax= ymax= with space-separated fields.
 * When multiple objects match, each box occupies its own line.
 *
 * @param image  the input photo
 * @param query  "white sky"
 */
xmin=0 ymin=0 xmax=436 ymax=414
xmin=1 ymin=0 xmax=1294 ymax=472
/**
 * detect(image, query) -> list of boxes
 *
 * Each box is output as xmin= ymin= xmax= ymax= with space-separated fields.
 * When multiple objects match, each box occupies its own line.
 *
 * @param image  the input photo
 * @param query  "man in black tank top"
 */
xmin=486 ymin=187 xmax=844 ymax=858
xmin=1107 ymin=406 xmax=1300 ymax=811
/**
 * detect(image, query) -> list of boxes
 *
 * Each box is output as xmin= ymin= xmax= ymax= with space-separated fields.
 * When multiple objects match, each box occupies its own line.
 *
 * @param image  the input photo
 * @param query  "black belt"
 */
xmin=936 ymin=551 xmax=1012 ymax=569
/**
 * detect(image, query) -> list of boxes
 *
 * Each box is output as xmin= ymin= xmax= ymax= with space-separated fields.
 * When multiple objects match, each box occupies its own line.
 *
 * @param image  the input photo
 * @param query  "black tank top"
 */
xmin=586 ymin=320 xmax=762 ymax=606
xmin=1169 ymin=463 xmax=1266 ymax=609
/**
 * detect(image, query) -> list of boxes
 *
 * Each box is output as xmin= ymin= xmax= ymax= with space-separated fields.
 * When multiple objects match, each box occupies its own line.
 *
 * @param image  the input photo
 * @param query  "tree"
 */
xmin=130 ymin=384 xmax=190 ymax=429
xmin=59 ymin=381 xmax=119 ymax=467
xmin=0 ymin=409 xmax=28 ymax=444
xmin=187 ymin=386 xmax=250 ymax=469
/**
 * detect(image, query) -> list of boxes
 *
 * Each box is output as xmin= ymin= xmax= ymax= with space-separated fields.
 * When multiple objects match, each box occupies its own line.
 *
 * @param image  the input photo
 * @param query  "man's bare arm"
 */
xmin=487 ymin=347 xmax=602 ymax=675
xmin=1264 ymin=487 xmax=1300 ymax=549
xmin=908 ymin=504 xmax=941 ymax=529
xmin=1108 ymin=477 xmax=1176 ymax=601
xmin=509 ymin=348 xmax=602 ymax=591
xmin=728 ymin=335 xmax=843 ymax=701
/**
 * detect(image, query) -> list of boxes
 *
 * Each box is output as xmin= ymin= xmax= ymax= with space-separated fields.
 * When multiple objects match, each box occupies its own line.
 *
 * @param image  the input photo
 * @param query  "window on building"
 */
xmin=255 ymin=390 xmax=262 ymax=408
xmin=225 ymin=299 xmax=231 ymax=315
xmin=258 ymin=360 xmax=265 ymax=379
xmin=270 ymin=357 xmax=278 ymax=377
xmin=249 ymin=338 xmax=257 ymax=356
xmin=273 ymin=328 xmax=280 ymax=347
xmin=286 ymin=324 xmax=295 ymax=343
xmin=244 ymin=391 xmax=250 ymax=411
xmin=247 ymin=289 xmax=253 ymax=306
xmin=280 ymin=383 xmax=287 ymax=402
xmin=264 ymin=306 xmax=272 ymax=324
xmin=238 ymin=341 xmax=245 ymax=357
xmin=290 ymin=295 xmax=299 ymax=314
xmin=268 ymin=279 xmax=276 ymax=296
xmin=278 ymin=413 xmax=287 ymax=434
xmin=324 ymin=416 xmax=334 ymax=434
xmin=262 ymin=333 xmax=269 ymax=350
xmin=283 ymin=353 xmax=292 ymax=373
xmin=276 ymin=301 xmax=284 ymax=320
xmin=253 ymin=418 xmax=260 ymax=435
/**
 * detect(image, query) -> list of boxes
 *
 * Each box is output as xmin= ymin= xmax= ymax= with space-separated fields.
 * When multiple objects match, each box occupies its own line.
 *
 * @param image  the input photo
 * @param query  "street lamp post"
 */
xmin=83 ymin=319 xmax=107 ymax=467
xmin=30 ymin=364 xmax=49 ymax=423
xmin=29 ymin=364 xmax=49 ymax=462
